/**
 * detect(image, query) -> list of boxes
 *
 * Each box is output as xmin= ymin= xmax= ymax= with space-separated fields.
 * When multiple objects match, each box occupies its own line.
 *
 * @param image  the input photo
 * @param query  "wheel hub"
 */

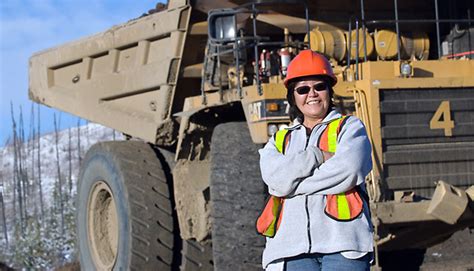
xmin=87 ymin=181 xmax=118 ymax=270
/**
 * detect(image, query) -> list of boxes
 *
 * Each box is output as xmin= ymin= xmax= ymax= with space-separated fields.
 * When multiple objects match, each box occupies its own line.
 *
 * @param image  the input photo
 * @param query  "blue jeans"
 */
xmin=285 ymin=253 xmax=371 ymax=271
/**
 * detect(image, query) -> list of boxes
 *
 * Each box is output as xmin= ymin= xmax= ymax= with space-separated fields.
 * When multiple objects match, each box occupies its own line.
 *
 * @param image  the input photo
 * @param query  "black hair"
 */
xmin=286 ymin=76 xmax=334 ymax=122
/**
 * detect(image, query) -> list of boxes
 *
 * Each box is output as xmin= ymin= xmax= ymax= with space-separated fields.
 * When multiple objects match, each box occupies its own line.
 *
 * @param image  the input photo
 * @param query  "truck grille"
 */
xmin=380 ymin=88 xmax=474 ymax=198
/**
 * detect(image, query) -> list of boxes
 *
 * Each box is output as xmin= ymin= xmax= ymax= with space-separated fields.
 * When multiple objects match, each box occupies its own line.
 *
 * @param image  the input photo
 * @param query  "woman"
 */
xmin=259 ymin=50 xmax=373 ymax=271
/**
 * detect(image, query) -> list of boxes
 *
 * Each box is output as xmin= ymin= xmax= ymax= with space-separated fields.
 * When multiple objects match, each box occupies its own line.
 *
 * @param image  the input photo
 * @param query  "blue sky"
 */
xmin=0 ymin=0 xmax=162 ymax=146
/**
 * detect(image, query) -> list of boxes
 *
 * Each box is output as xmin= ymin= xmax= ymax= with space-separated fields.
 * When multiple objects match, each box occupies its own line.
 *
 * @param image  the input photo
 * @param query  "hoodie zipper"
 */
xmin=304 ymin=196 xmax=312 ymax=252
xmin=301 ymin=113 xmax=341 ymax=253
xmin=303 ymin=128 xmax=315 ymax=253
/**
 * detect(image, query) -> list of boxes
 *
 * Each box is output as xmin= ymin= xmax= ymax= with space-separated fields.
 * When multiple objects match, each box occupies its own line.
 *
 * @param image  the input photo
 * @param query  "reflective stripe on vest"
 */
xmin=337 ymin=193 xmax=351 ymax=219
xmin=318 ymin=116 xmax=347 ymax=153
xmin=257 ymin=196 xmax=284 ymax=237
xmin=325 ymin=188 xmax=364 ymax=221
xmin=274 ymin=129 xmax=291 ymax=154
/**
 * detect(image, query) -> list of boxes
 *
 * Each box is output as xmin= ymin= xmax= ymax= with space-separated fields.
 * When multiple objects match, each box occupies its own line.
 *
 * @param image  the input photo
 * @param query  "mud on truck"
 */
xmin=29 ymin=0 xmax=474 ymax=270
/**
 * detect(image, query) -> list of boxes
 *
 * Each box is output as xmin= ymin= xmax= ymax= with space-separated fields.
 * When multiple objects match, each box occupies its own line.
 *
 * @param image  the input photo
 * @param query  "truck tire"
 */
xmin=155 ymin=147 xmax=215 ymax=271
xmin=180 ymin=239 xmax=214 ymax=270
xmin=77 ymin=141 xmax=175 ymax=270
xmin=210 ymin=122 xmax=267 ymax=271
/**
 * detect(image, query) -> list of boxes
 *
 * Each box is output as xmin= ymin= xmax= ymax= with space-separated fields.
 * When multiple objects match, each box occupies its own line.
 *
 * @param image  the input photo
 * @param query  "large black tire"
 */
xmin=210 ymin=122 xmax=267 ymax=271
xmin=77 ymin=141 xmax=175 ymax=270
xmin=156 ymin=148 xmax=215 ymax=271
xmin=179 ymin=239 xmax=214 ymax=271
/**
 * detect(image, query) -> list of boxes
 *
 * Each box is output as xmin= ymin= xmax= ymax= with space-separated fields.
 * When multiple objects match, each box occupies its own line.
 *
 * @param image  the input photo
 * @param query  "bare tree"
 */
xmin=10 ymin=102 xmax=23 ymax=233
xmin=37 ymin=104 xmax=45 ymax=222
xmin=68 ymin=128 xmax=72 ymax=195
xmin=29 ymin=103 xmax=38 ymax=219
xmin=53 ymin=113 xmax=65 ymax=238
xmin=0 ymin=163 xmax=9 ymax=248
xmin=18 ymin=106 xmax=28 ymax=225
xmin=77 ymin=118 xmax=82 ymax=167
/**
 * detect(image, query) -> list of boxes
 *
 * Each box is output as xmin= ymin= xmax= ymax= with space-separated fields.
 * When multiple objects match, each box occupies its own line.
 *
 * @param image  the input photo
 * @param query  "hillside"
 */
xmin=0 ymin=122 xmax=123 ymax=269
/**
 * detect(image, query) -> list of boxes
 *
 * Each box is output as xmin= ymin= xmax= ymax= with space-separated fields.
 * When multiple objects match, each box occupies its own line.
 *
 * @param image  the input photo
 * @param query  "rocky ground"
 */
xmin=421 ymin=228 xmax=474 ymax=271
xmin=50 ymin=229 xmax=473 ymax=271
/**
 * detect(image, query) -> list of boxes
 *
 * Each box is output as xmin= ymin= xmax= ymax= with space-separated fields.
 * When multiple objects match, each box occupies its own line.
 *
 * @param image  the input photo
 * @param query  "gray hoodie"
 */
xmin=258 ymin=110 xmax=374 ymax=268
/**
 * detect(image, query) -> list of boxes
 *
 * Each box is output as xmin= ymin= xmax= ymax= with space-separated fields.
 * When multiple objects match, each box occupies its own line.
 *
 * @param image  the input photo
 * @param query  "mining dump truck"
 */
xmin=29 ymin=0 xmax=474 ymax=270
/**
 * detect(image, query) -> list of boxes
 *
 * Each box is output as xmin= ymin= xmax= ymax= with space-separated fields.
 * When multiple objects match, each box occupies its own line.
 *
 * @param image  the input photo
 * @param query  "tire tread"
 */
xmin=210 ymin=122 xmax=266 ymax=271
xmin=79 ymin=141 xmax=175 ymax=270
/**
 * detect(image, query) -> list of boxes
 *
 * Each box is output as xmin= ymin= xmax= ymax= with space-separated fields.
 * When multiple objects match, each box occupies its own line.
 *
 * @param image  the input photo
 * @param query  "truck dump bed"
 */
xmin=29 ymin=3 xmax=190 ymax=143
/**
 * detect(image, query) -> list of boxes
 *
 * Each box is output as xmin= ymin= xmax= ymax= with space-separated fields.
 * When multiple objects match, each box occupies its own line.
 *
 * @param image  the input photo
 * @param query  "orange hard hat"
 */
xmin=284 ymin=50 xmax=337 ymax=87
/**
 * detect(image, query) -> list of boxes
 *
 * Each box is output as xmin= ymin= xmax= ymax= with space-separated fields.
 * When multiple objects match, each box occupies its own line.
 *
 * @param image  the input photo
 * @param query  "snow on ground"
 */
xmin=1 ymin=122 xmax=122 ymax=205
xmin=0 ymin=122 xmax=123 ymax=266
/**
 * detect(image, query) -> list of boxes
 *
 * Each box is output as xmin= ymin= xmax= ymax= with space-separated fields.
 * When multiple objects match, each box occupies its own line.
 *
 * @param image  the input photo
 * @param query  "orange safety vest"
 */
xmin=256 ymin=116 xmax=367 ymax=237
xmin=318 ymin=116 xmax=365 ymax=221
xmin=255 ymin=130 xmax=290 ymax=237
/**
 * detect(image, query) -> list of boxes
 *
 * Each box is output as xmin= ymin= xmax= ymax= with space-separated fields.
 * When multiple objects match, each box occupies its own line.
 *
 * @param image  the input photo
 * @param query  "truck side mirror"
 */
xmin=208 ymin=9 xmax=237 ymax=43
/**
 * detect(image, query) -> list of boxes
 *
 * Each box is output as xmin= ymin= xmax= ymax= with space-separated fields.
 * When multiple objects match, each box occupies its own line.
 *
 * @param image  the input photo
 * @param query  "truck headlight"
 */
xmin=400 ymin=62 xmax=413 ymax=77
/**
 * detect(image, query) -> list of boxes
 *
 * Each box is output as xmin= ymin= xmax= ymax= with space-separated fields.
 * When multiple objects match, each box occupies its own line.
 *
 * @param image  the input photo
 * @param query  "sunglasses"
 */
xmin=294 ymin=82 xmax=328 ymax=95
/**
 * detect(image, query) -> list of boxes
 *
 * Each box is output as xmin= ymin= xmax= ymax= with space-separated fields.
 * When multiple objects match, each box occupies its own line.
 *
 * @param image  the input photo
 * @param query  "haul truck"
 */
xmin=29 ymin=0 xmax=474 ymax=270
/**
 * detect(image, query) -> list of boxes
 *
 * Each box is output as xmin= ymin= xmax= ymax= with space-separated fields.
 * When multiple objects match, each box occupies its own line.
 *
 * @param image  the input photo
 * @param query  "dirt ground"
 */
xmin=53 ymin=229 xmax=473 ymax=271
xmin=421 ymin=228 xmax=474 ymax=271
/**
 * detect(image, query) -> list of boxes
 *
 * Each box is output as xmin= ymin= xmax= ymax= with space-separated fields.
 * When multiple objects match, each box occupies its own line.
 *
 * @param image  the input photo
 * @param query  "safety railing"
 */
xmin=203 ymin=1 xmax=311 ymax=104
xmin=353 ymin=88 xmax=381 ymax=202
xmin=347 ymin=0 xmax=473 ymax=80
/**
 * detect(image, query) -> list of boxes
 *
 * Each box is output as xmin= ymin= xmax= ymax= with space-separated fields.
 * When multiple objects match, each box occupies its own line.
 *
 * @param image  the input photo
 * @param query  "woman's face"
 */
xmin=293 ymin=79 xmax=330 ymax=126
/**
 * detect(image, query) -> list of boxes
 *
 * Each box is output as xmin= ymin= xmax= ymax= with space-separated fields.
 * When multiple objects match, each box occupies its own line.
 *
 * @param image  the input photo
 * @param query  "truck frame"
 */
xmin=29 ymin=0 xmax=474 ymax=270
